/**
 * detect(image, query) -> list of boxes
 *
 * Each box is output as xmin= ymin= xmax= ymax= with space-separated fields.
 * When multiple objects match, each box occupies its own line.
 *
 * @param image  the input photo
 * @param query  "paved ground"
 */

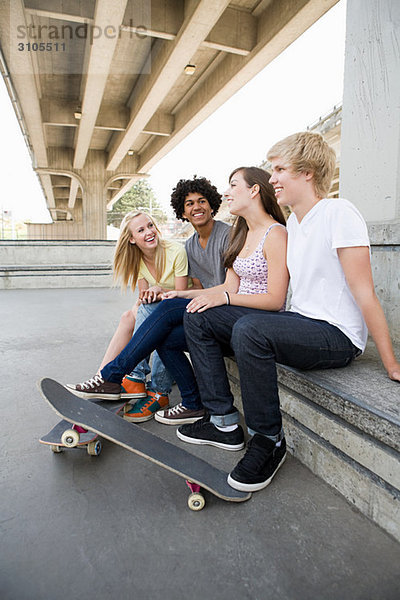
xmin=1 ymin=288 xmax=400 ymax=600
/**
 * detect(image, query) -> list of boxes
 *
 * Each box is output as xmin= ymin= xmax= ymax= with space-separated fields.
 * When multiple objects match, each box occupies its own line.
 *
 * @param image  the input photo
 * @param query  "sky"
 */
xmin=0 ymin=0 xmax=347 ymax=224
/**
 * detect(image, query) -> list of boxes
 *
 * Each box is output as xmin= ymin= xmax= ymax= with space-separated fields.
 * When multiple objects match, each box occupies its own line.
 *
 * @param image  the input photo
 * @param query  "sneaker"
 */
xmin=155 ymin=403 xmax=205 ymax=425
xmin=66 ymin=375 xmax=121 ymax=400
xmin=177 ymin=416 xmax=244 ymax=451
xmin=120 ymin=376 xmax=147 ymax=399
xmin=123 ymin=390 xmax=169 ymax=423
xmin=227 ymin=435 xmax=287 ymax=492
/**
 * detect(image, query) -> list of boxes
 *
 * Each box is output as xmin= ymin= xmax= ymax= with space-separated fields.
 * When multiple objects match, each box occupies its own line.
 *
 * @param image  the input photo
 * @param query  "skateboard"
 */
xmin=39 ymin=378 xmax=252 ymax=511
xmin=40 ymin=399 xmax=127 ymax=456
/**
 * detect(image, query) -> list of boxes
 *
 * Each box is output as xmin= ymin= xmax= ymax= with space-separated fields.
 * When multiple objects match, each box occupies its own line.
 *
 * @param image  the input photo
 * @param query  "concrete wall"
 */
xmin=0 ymin=240 xmax=115 ymax=289
xmin=369 ymin=223 xmax=400 ymax=343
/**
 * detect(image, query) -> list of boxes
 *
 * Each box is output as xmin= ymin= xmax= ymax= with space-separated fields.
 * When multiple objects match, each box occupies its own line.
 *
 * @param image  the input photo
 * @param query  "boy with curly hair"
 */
xmin=171 ymin=176 xmax=230 ymax=289
xmin=71 ymin=176 xmax=231 ymax=425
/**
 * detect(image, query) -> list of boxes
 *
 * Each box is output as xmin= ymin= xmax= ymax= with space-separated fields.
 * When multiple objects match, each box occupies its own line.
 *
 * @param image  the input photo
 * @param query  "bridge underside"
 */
xmin=0 ymin=0 xmax=338 ymax=238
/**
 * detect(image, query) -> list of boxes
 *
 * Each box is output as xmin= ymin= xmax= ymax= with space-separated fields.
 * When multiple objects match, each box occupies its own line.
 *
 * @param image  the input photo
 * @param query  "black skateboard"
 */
xmin=40 ymin=399 xmax=127 ymax=456
xmin=39 ymin=378 xmax=251 ymax=510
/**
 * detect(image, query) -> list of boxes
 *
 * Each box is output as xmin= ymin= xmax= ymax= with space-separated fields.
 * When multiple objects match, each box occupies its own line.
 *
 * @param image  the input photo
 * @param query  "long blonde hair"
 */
xmin=113 ymin=211 xmax=168 ymax=291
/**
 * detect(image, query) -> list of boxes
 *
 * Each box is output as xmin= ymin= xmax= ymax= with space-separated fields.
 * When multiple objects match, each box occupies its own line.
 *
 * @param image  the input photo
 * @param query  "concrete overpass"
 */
xmin=0 ymin=0 xmax=339 ymax=239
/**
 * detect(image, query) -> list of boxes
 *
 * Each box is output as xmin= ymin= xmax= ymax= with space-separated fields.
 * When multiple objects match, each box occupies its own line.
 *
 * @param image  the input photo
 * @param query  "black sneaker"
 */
xmin=177 ymin=416 xmax=244 ymax=451
xmin=227 ymin=435 xmax=287 ymax=491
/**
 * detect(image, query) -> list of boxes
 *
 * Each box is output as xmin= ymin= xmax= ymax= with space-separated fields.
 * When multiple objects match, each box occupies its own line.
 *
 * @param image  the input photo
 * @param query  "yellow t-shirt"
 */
xmin=138 ymin=242 xmax=188 ymax=290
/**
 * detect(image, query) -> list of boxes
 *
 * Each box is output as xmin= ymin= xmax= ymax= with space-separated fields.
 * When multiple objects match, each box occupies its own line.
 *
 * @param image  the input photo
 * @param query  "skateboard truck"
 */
xmin=186 ymin=480 xmax=206 ymax=511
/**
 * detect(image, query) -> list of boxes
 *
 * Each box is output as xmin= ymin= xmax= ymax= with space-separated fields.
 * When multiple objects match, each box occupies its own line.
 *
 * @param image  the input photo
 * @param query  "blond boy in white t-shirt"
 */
xmin=180 ymin=131 xmax=400 ymax=493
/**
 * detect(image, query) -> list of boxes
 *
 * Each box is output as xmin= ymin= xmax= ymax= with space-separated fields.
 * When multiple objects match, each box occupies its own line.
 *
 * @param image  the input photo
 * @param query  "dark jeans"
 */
xmin=101 ymin=298 xmax=202 ymax=409
xmin=183 ymin=307 xmax=360 ymax=439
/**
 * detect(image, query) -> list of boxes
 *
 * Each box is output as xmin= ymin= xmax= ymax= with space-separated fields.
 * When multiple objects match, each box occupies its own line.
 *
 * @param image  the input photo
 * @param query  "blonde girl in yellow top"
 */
xmin=78 ymin=211 xmax=189 ymax=415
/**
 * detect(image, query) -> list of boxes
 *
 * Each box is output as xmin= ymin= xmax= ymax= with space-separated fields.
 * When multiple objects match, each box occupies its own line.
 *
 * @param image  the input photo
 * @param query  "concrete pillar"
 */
xmin=340 ymin=0 xmax=400 ymax=343
xmin=340 ymin=0 xmax=400 ymax=223
xmin=81 ymin=151 xmax=107 ymax=239
xmin=32 ymin=149 xmax=109 ymax=240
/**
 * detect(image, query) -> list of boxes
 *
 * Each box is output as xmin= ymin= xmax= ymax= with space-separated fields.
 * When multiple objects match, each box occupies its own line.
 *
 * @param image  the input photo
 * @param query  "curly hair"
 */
xmin=170 ymin=176 xmax=222 ymax=221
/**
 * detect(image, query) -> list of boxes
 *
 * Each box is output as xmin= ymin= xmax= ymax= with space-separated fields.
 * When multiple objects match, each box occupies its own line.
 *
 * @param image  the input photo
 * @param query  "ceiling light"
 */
xmin=127 ymin=149 xmax=134 ymax=156
xmin=74 ymin=108 xmax=82 ymax=120
xmin=184 ymin=64 xmax=196 ymax=75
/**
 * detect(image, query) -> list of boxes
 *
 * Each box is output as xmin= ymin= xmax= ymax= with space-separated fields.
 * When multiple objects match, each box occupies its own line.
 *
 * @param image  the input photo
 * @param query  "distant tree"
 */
xmin=107 ymin=179 xmax=168 ymax=228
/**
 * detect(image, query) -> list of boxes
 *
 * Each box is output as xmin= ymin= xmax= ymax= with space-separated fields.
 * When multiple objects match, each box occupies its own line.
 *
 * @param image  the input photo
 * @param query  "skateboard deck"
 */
xmin=40 ymin=399 xmax=127 ymax=455
xmin=39 ymin=378 xmax=251 ymax=509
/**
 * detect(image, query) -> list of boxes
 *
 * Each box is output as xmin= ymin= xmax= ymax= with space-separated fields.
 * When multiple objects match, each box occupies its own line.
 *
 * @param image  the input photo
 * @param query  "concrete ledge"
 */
xmin=0 ymin=240 xmax=114 ymax=288
xmin=226 ymin=343 xmax=400 ymax=542
xmin=0 ymin=264 xmax=111 ymax=271
xmin=0 ymin=265 xmax=112 ymax=289
xmin=0 ymin=239 xmax=115 ymax=264
xmin=276 ymin=346 xmax=400 ymax=453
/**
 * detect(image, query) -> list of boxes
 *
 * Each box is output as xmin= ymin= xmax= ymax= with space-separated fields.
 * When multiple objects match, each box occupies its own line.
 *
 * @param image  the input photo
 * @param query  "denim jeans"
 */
xmin=129 ymin=302 xmax=174 ymax=394
xmin=101 ymin=298 xmax=202 ymax=409
xmin=183 ymin=307 xmax=360 ymax=439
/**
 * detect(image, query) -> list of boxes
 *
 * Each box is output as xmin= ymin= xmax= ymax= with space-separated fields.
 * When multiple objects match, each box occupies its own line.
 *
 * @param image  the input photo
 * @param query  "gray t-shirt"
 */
xmin=185 ymin=220 xmax=231 ymax=289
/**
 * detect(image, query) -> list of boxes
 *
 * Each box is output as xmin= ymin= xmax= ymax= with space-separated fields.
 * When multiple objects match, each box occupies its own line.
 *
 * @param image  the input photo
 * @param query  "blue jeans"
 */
xmin=183 ymin=307 xmax=360 ymax=440
xmin=129 ymin=303 xmax=174 ymax=395
xmin=101 ymin=298 xmax=202 ymax=410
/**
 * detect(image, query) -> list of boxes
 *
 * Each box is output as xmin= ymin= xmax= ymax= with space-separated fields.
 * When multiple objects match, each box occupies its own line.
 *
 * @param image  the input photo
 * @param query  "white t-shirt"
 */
xmin=287 ymin=198 xmax=370 ymax=351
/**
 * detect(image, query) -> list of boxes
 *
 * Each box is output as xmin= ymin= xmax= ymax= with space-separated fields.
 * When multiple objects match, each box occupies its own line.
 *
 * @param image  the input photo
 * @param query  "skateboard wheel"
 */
xmin=87 ymin=440 xmax=102 ymax=456
xmin=188 ymin=492 xmax=205 ymax=511
xmin=61 ymin=428 xmax=80 ymax=447
xmin=50 ymin=445 xmax=63 ymax=453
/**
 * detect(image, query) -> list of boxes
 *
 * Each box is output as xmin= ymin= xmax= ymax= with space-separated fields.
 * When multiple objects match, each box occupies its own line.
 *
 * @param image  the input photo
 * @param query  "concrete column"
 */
xmin=340 ymin=0 xmax=400 ymax=222
xmin=80 ymin=151 xmax=107 ymax=239
xmin=340 ymin=0 xmax=400 ymax=343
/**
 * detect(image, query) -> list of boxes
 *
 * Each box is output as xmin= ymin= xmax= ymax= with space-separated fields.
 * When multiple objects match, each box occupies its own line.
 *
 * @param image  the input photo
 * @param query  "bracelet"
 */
xmin=224 ymin=291 xmax=230 ymax=305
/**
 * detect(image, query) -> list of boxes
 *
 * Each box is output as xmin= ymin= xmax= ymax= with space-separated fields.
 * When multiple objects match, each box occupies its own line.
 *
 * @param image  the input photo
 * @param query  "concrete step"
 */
xmin=226 ymin=343 xmax=400 ymax=542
